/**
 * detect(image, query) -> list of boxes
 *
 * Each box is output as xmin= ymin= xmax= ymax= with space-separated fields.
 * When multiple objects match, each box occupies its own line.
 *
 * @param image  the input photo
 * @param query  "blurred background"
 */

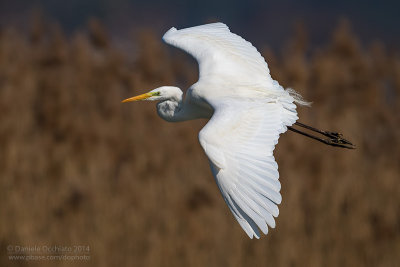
xmin=0 ymin=1 xmax=399 ymax=266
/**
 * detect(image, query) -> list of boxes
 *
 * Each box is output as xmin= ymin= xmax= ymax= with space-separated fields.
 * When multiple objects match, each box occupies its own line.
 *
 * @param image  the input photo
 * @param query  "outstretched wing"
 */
xmin=199 ymin=98 xmax=298 ymax=238
xmin=162 ymin=23 xmax=279 ymax=90
xmin=163 ymin=22 xmax=300 ymax=238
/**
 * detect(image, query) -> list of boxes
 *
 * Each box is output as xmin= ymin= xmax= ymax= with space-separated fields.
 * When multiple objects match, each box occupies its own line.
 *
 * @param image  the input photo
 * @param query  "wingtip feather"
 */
xmin=162 ymin=27 xmax=177 ymax=42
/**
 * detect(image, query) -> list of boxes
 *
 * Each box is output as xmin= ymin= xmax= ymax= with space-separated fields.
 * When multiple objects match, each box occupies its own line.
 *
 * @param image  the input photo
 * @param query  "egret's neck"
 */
xmin=156 ymin=88 xmax=213 ymax=122
xmin=156 ymin=99 xmax=186 ymax=122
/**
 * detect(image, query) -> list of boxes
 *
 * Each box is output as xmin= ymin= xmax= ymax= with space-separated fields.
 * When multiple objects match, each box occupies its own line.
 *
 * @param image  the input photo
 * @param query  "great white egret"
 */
xmin=122 ymin=23 xmax=354 ymax=239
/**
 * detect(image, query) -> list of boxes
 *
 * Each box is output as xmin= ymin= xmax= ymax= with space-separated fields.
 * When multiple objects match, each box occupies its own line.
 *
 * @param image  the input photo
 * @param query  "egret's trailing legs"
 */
xmin=288 ymin=122 xmax=355 ymax=149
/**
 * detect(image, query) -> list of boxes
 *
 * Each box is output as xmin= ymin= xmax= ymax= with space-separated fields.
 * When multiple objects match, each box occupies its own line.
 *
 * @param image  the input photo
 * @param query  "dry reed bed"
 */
xmin=0 ymin=19 xmax=399 ymax=266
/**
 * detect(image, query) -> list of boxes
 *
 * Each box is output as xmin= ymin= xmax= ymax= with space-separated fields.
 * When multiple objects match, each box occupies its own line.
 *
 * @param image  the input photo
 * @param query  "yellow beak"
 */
xmin=121 ymin=92 xmax=153 ymax=103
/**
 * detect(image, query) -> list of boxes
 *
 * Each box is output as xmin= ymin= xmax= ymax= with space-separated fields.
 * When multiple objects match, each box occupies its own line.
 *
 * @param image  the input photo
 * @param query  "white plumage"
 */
xmin=199 ymin=98 xmax=297 ymax=238
xmin=123 ymin=22 xmax=308 ymax=239
xmin=163 ymin=23 xmax=276 ymax=90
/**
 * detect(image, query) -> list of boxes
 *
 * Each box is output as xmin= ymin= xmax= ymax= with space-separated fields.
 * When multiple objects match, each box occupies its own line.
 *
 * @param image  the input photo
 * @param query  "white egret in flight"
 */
xmin=122 ymin=23 xmax=354 ymax=239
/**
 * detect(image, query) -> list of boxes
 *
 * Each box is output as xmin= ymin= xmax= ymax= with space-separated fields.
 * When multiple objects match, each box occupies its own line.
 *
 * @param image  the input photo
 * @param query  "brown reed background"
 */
xmin=0 ymin=17 xmax=399 ymax=267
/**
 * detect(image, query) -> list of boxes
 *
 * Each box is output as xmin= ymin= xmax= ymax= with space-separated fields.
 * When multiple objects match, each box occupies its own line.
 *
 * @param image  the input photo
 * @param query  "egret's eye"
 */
xmin=153 ymin=91 xmax=161 ymax=96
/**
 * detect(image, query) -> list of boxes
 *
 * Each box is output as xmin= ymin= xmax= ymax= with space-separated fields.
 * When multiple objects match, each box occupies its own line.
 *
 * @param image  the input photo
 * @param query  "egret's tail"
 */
xmin=286 ymin=88 xmax=312 ymax=107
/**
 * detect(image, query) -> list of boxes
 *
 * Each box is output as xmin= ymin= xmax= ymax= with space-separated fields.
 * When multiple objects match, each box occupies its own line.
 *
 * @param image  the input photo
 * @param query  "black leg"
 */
xmin=288 ymin=122 xmax=355 ymax=149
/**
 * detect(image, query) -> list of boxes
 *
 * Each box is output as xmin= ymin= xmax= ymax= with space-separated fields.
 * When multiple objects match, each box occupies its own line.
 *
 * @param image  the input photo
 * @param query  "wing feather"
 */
xmin=199 ymin=98 xmax=297 ymax=238
xmin=163 ymin=23 xmax=279 ymax=90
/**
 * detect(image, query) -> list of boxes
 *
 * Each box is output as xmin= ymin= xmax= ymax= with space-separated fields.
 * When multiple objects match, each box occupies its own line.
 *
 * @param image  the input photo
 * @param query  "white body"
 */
xmin=127 ymin=23 xmax=308 ymax=239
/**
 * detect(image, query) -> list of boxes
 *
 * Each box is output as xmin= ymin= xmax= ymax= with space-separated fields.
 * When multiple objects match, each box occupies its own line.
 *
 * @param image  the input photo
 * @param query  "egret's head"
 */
xmin=121 ymin=86 xmax=182 ymax=103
